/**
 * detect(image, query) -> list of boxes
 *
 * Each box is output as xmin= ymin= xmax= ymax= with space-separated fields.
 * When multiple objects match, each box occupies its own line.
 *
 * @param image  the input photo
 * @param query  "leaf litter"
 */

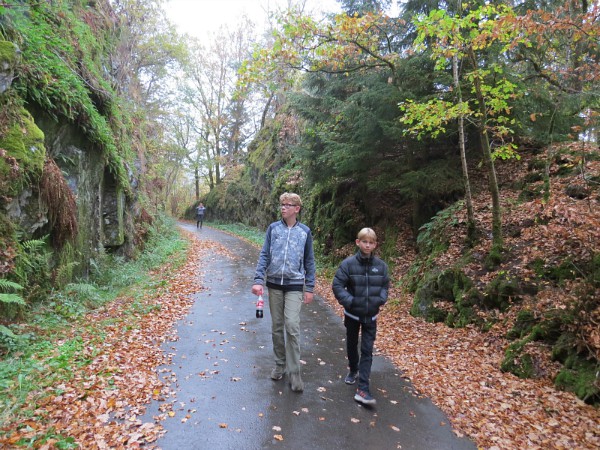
xmin=317 ymin=144 xmax=600 ymax=449
xmin=2 ymin=146 xmax=598 ymax=449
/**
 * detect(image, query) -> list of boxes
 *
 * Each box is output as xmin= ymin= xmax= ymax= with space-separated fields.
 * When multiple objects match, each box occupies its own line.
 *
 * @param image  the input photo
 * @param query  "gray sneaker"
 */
xmin=354 ymin=389 xmax=376 ymax=406
xmin=290 ymin=372 xmax=304 ymax=392
xmin=271 ymin=366 xmax=285 ymax=380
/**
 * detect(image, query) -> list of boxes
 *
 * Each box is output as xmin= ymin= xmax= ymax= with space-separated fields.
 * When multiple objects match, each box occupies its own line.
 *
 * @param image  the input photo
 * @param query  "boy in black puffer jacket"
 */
xmin=332 ymin=228 xmax=389 ymax=406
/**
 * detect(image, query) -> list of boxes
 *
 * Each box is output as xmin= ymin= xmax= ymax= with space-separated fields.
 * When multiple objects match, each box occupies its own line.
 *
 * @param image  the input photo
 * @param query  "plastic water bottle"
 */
xmin=256 ymin=295 xmax=264 ymax=318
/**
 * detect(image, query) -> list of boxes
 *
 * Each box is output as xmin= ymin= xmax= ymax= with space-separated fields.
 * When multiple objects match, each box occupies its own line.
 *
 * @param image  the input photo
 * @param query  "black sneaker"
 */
xmin=344 ymin=371 xmax=358 ymax=385
xmin=354 ymin=389 xmax=376 ymax=405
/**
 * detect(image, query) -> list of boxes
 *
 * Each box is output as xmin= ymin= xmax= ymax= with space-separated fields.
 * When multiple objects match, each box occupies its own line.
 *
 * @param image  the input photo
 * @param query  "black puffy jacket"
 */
xmin=332 ymin=251 xmax=389 ymax=322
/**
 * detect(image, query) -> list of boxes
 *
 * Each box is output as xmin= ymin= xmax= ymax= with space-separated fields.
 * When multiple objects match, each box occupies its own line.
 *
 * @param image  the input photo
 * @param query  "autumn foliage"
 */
xmin=317 ymin=142 xmax=600 ymax=448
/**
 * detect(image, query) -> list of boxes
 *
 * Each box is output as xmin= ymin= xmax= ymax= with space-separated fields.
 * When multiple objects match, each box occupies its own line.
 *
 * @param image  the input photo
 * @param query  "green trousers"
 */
xmin=267 ymin=288 xmax=303 ymax=375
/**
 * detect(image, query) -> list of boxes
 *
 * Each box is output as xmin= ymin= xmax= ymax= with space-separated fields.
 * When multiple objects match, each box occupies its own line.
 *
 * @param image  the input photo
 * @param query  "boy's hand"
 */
xmin=251 ymin=284 xmax=264 ymax=296
xmin=303 ymin=292 xmax=314 ymax=304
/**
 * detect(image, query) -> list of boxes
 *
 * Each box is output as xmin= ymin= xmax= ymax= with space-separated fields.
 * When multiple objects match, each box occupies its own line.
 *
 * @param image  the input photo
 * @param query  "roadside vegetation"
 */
xmin=0 ymin=216 xmax=187 ymax=446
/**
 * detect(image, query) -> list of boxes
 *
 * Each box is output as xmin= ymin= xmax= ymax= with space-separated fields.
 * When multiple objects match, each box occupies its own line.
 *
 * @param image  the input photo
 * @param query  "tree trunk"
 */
xmin=215 ymin=142 xmax=221 ymax=185
xmin=467 ymin=46 xmax=503 ymax=251
xmin=452 ymin=53 xmax=476 ymax=241
xmin=194 ymin=167 xmax=200 ymax=201
xmin=261 ymin=93 xmax=274 ymax=129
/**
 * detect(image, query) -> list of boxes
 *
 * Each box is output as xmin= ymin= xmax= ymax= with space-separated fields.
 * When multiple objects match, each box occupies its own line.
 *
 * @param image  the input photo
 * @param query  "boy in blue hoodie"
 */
xmin=332 ymin=227 xmax=389 ymax=405
xmin=252 ymin=193 xmax=315 ymax=392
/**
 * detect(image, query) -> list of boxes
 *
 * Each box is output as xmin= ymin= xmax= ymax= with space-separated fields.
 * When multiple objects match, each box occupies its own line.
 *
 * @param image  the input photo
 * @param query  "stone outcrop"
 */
xmin=1 ymin=38 xmax=137 ymax=277
xmin=0 ymin=41 xmax=19 ymax=95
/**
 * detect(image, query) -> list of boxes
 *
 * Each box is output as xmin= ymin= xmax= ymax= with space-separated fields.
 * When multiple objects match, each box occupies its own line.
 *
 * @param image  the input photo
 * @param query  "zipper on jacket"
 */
xmin=281 ymin=226 xmax=292 ymax=284
xmin=365 ymin=258 xmax=370 ymax=319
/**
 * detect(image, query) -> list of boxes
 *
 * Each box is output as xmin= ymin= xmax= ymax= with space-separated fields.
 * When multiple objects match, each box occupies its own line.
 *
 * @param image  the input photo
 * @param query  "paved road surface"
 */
xmin=141 ymin=224 xmax=477 ymax=450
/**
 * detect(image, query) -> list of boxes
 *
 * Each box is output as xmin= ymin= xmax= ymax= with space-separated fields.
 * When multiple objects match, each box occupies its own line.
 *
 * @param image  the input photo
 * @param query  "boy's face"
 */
xmin=356 ymin=238 xmax=377 ymax=255
xmin=280 ymin=201 xmax=300 ymax=220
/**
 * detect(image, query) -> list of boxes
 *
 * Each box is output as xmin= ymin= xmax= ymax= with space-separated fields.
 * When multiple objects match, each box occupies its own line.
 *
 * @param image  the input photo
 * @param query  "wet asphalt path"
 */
xmin=141 ymin=224 xmax=476 ymax=450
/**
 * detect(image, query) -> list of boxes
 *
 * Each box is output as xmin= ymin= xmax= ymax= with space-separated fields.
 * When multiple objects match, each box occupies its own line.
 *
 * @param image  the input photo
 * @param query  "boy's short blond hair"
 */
xmin=280 ymin=192 xmax=302 ymax=207
xmin=357 ymin=227 xmax=377 ymax=241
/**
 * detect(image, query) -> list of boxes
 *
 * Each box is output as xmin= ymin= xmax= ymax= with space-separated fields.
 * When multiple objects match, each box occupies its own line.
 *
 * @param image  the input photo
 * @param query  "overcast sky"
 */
xmin=164 ymin=0 xmax=342 ymax=39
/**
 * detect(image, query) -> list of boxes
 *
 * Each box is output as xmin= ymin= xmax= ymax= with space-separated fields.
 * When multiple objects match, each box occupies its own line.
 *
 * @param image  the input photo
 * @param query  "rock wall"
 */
xmin=1 ymin=39 xmax=136 ymax=278
xmin=34 ymin=107 xmax=134 ymax=270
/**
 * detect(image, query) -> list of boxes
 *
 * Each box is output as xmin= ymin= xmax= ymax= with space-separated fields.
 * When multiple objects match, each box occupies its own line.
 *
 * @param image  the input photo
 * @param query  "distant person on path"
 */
xmin=195 ymin=203 xmax=205 ymax=229
xmin=251 ymin=192 xmax=316 ymax=393
xmin=332 ymin=227 xmax=389 ymax=406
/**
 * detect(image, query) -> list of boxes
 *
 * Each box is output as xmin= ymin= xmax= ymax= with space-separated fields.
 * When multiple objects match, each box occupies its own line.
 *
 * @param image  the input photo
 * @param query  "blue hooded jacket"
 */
xmin=254 ymin=220 xmax=315 ymax=292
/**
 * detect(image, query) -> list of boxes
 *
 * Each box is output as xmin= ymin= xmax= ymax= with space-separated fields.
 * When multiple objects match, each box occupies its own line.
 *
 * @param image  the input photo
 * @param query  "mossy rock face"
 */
xmin=0 ymin=41 xmax=19 ymax=64
xmin=554 ymin=356 xmax=600 ymax=405
xmin=411 ymin=270 xmax=446 ymax=320
xmin=460 ymin=287 xmax=483 ymax=307
xmin=530 ymin=316 xmax=563 ymax=344
xmin=0 ymin=108 xmax=46 ymax=196
xmin=501 ymin=343 xmax=535 ymax=379
xmin=523 ymin=171 xmax=544 ymax=183
xmin=506 ymin=309 xmax=538 ymax=340
xmin=549 ymin=330 xmax=600 ymax=404
xmin=0 ymin=41 xmax=19 ymax=94
xmin=531 ymin=258 xmax=579 ymax=284
xmin=411 ymin=267 xmax=475 ymax=325
xmin=551 ymin=333 xmax=575 ymax=364
xmin=482 ymin=273 xmax=522 ymax=310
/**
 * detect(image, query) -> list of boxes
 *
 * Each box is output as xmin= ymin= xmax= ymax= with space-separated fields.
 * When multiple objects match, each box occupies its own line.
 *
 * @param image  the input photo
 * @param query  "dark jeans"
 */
xmin=196 ymin=215 xmax=204 ymax=228
xmin=344 ymin=315 xmax=377 ymax=392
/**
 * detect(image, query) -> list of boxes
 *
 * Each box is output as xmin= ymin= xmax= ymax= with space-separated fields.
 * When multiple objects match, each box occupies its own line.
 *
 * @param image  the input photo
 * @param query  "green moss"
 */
xmin=529 ymin=258 xmax=580 ymax=285
xmin=416 ymin=203 xmax=463 ymax=256
xmin=484 ymin=245 xmax=504 ymax=270
xmin=548 ymin=260 xmax=578 ymax=283
xmin=4 ymin=1 xmax=133 ymax=196
xmin=0 ymin=40 xmax=19 ymax=66
xmin=555 ymin=358 xmax=600 ymax=404
xmin=528 ymin=159 xmax=546 ymax=171
xmin=518 ymin=185 xmax=544 ymax=202
xmin=551 ymin=333 xmax=575 ymax=364
xmin=522 ymin=171 xmax=543 ymax=183
xmin=411 ymin=267 xmax=478 ymax=327
xmin=483 ymin=272 xmax=521 ymax=310
xmin=378 ymin=226 xmax=399 ymax=262
xmin=506 ymin=309 xmax=537 ymax=340
xmin=0 ymin=108 xmax=45 ymax=167
xmin=501 ymin=340 xmax=535 ymax=378
xmin=530 ymin=316 xmax=563 ymax=344
xmin=0 ymin=108 xmax=46 ymax=195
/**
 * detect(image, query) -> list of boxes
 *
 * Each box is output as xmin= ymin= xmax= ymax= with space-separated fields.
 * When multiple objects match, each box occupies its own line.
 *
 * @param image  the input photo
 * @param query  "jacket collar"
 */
xmin=281 ymin=218 xmax=298 ymax=228
xmin=355 ymin=251 xmax=373 ymax=264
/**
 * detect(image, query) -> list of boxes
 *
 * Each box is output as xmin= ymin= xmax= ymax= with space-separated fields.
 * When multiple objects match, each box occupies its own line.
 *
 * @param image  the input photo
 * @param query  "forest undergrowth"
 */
xmin=0 ymin=144 xmax=597 ymax=449
xmin=317 ymin=142 xmax=600 ymax=449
